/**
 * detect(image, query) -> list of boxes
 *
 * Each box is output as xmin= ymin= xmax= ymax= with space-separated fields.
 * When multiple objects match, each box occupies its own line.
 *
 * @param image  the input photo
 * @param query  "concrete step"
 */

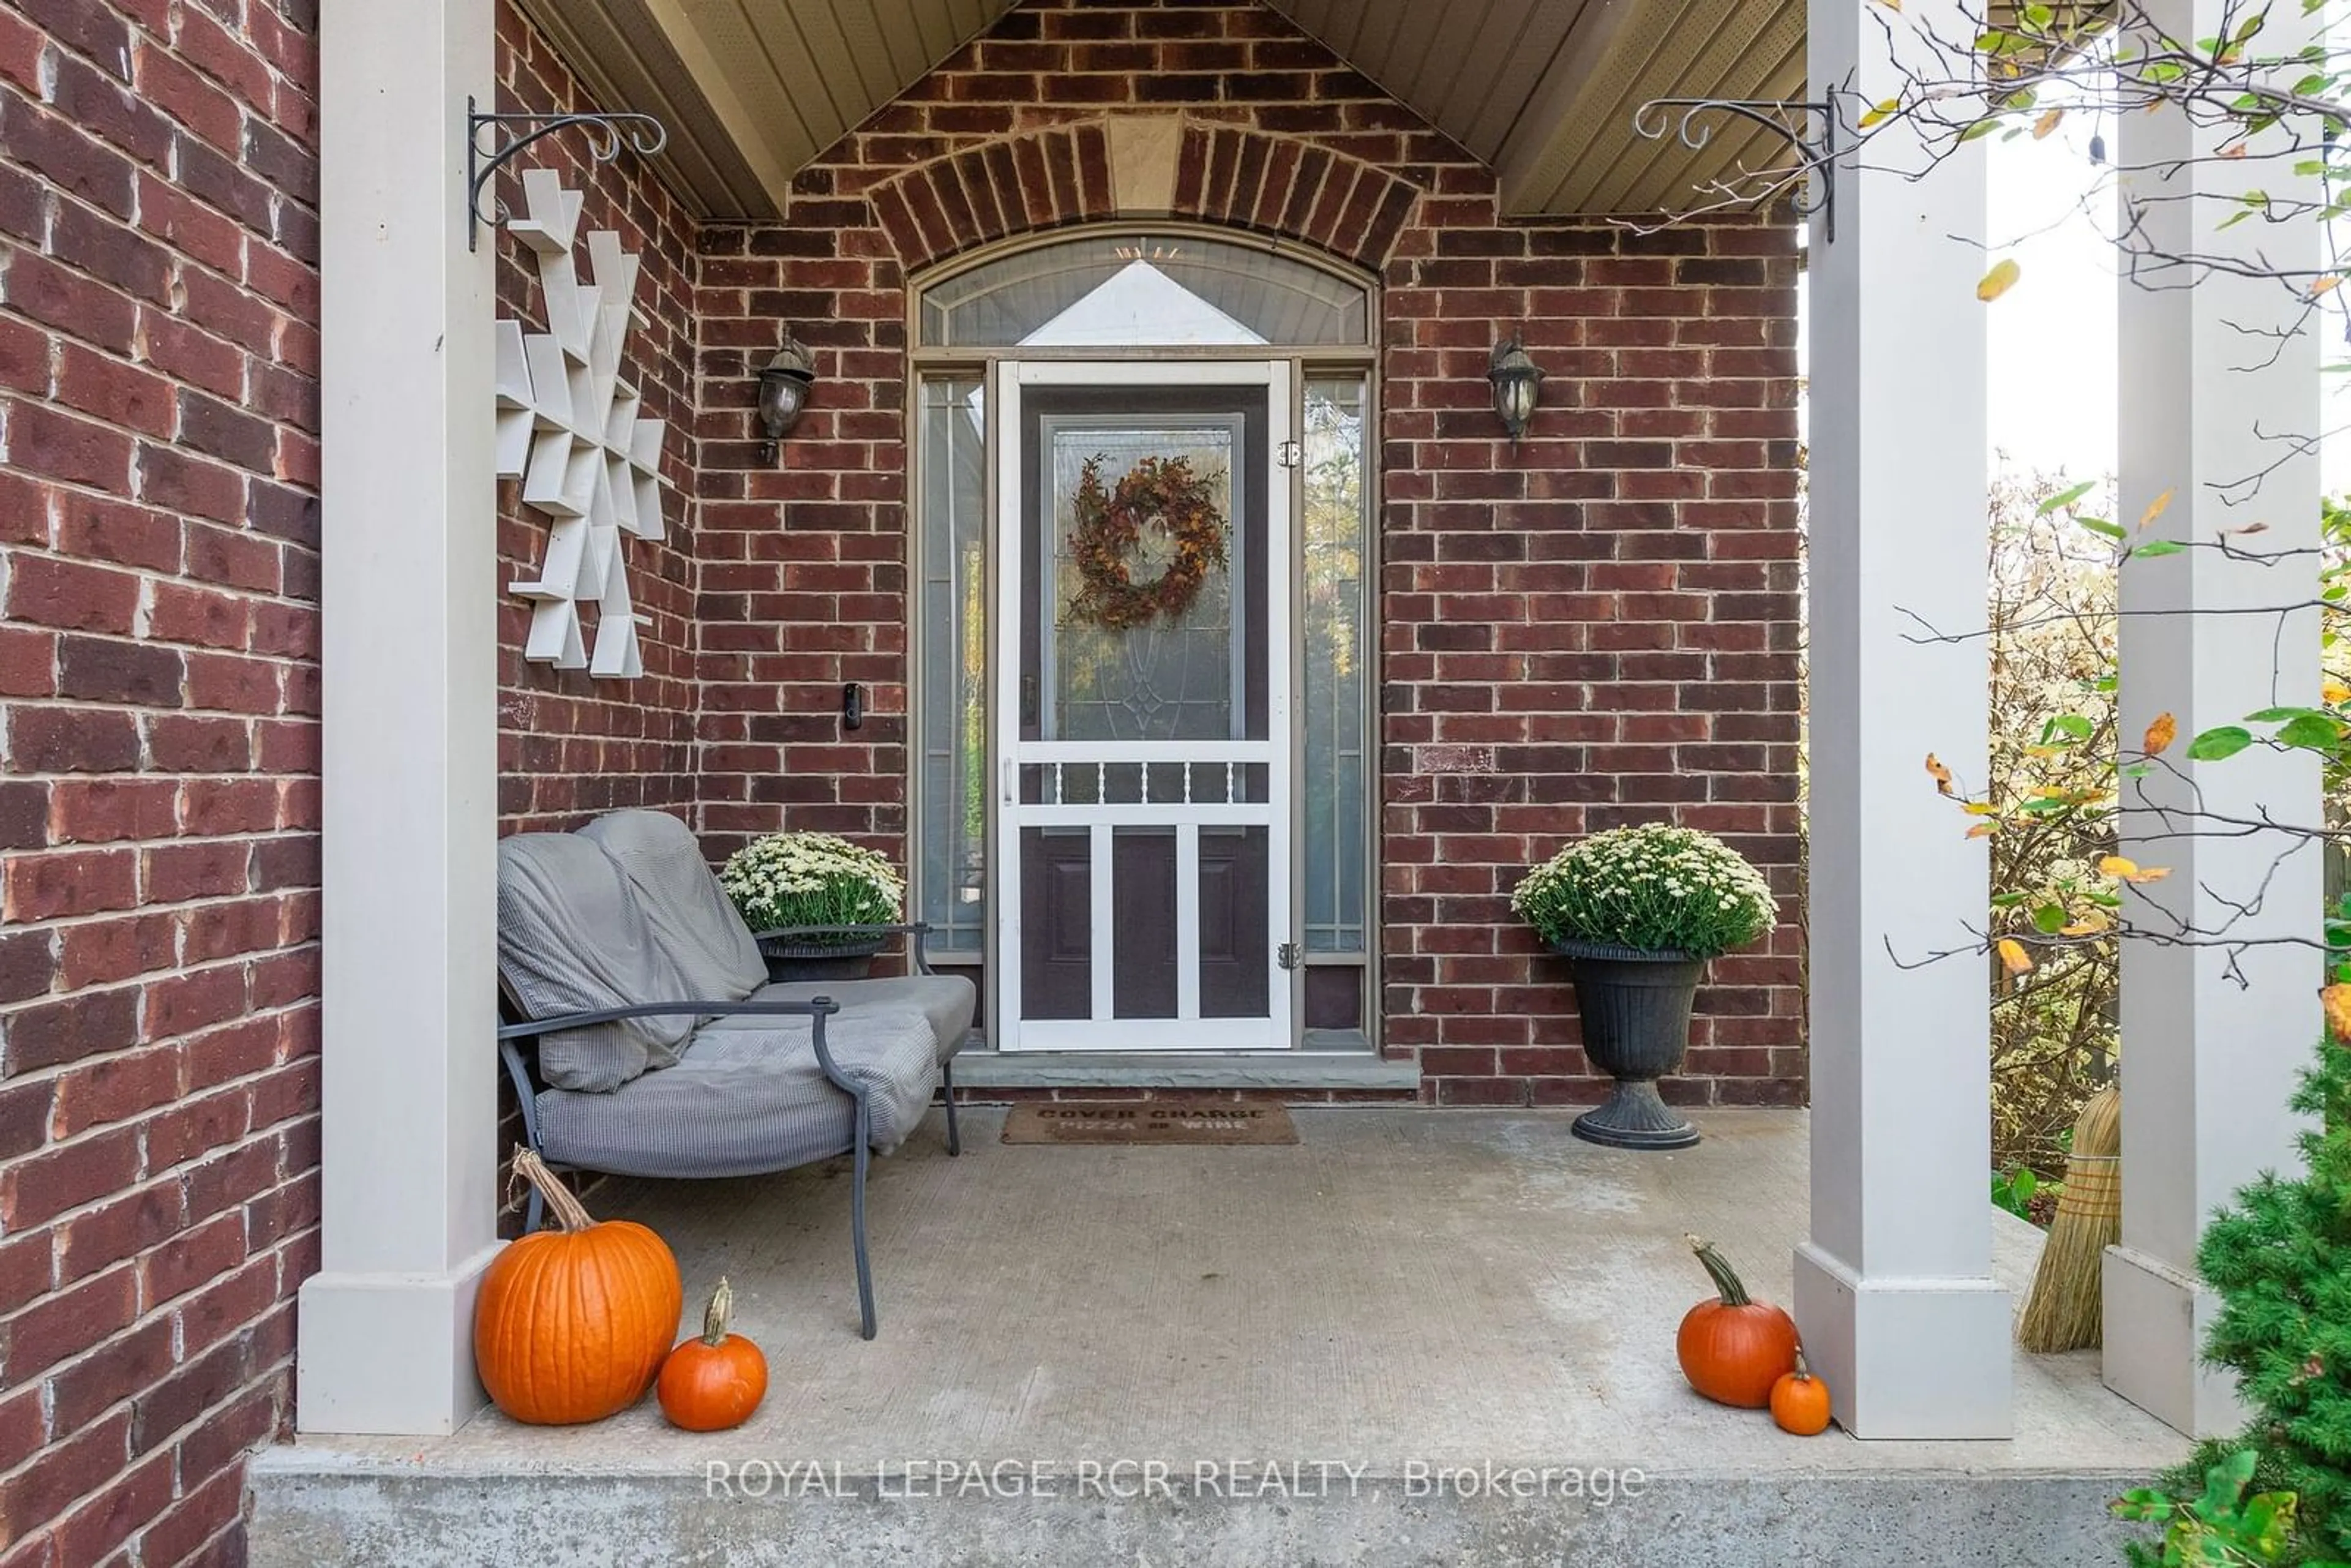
xmin=247 ymin=1452 xmax=2150 ymax=1567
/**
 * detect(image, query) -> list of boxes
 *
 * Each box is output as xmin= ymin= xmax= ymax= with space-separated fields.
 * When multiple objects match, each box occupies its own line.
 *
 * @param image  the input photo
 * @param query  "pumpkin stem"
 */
xmin=511 ymin=1149 xmax=595 ymax=1234
xmin=1685 ymin=1234 xmax=1753 ymax=1308
xmin=701 ymin=1277 xmax=735 ymax=1346
xmin=1792 ymin=1345 xmax=1812 ymax=1381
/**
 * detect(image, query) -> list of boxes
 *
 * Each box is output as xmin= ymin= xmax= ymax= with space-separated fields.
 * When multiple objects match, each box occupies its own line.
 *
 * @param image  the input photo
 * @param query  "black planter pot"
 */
xmin=756 ymin=935 xmax=885 ymax=985
xmin=1556 ymin=939 xmax=1706 ymax=1150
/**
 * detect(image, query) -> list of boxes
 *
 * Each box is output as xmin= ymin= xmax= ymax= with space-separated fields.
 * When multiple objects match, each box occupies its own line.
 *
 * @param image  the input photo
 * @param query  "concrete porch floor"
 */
xmin=251 ymin=1108 xmax=2189 ymax=1566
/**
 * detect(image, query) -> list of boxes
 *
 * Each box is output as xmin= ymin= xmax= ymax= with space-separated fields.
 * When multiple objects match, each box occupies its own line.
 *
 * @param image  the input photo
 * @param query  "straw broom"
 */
xmin=2016 ymin=1083 xmax=2121 ymax=1352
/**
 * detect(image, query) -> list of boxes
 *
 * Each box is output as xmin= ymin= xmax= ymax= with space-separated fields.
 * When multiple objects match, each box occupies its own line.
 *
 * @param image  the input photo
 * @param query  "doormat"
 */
xmin=1000 ymin=1100 xmax=1298 ymax=1146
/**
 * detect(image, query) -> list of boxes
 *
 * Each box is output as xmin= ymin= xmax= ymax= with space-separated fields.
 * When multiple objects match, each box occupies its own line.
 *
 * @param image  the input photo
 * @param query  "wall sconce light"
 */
xmin=1487 ymin=332 xmax=1545 ymax=446
xmin=757 ymin=335 xmax=817 ymax=462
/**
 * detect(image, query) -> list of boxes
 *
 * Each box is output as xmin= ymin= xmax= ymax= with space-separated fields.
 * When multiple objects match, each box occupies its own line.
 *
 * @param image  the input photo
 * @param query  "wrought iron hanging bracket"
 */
xmin=1630 ymin=97 xmax=1837 ymax=242
xmin=466 ymin=97 xmax=669 ymax=250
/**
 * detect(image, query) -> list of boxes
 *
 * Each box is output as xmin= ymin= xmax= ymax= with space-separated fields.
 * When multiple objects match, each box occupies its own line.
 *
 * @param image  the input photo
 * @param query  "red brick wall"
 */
xmin=0 ymin=0 xmax=710 ymax=1558
xmin=0 ymin=0 xmax=322 ymax=1562
xmin=692 ymin=0 xmax=1806 ymax=1108
xmin=492 ymin=6 xmax=702 ymax=836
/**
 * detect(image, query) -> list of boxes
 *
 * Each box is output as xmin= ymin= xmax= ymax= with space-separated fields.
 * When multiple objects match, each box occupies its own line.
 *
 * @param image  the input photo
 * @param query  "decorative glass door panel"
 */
xmin=993 ymin=361 xmax=1292 ymax=1050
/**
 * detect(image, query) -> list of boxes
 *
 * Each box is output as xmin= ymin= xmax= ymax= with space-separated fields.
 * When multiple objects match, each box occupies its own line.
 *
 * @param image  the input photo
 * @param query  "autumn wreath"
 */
xmin=1065 ymin=453 xmax=1229 ymax=631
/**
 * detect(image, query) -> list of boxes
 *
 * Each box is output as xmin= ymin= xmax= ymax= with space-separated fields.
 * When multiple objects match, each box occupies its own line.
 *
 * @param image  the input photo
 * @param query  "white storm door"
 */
xmin=992 ymin=359 xmax=1294 ymax=1051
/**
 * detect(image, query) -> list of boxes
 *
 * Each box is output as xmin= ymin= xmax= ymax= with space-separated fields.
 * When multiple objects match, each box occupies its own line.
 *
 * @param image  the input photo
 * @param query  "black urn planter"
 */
xmin=756 ymin=934 xmax=885 ymax=985
xmin=1556 ymin=939 xmax=1706 ymax=1150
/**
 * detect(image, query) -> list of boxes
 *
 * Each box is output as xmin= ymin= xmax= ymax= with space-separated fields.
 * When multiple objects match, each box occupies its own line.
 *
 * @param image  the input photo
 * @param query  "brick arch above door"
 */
xmin=864 ymin=119 xmax=1424 ymax=276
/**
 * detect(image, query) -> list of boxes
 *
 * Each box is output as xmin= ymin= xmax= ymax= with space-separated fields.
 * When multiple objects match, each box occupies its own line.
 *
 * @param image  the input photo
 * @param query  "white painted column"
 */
xmin=1798 ymin=0 xmax=2011 ymax=1438
xmin=2104 ymin=0 xmax=2323 ymax=1439
xmin=299 ymin=0 xmax=501 ymax=1434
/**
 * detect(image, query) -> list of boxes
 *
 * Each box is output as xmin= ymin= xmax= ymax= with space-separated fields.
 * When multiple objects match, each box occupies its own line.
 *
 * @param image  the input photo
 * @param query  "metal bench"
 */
xmin=494 ymin=814 xmax=974 ymax=1339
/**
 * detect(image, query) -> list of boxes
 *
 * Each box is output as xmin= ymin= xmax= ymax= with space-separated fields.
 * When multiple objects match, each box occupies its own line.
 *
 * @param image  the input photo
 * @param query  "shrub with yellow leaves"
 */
xmin=1959 ymin=476 xmax=2351 ymax=1182
xmin=1974 ymin=471 xmax=2126 ymax=1178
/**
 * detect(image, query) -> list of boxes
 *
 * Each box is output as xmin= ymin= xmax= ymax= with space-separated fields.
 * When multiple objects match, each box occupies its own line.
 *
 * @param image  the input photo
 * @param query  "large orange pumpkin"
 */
xmin=1676 ymin=1234 xmax=1799 ymax=1408
xmin=474 ymin=1150 xmax=682 ymax=1425
xmin=658 ymin=1276 xmax=770 ymax=1431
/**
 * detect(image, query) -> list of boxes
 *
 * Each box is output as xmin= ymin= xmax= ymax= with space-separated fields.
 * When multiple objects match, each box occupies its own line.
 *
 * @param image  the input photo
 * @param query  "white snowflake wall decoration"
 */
xmin=494 ymin=167 xmax=664 ymax=679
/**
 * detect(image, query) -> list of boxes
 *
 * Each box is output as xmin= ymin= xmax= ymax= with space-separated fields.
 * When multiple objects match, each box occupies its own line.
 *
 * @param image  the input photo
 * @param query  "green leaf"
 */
xmin=2037 ymin=480 xmax=2098 ymax=515
xmin=2187 ymin=726 xmax=2256 ymax=761
xmin=2239 ymin=1492 xmax=2295 ymax=1556
xmin=2077 ymin=517 xmax=2127 ymax=541
xmin=2277 ymin=712 xmax=2344 ymax=749
xmin=2051 ymin=713 xmax=2094 ymax=739
xmin=2032 ymin=904 xmax=2068 ymax=934
xmin=2012 ymin=1166 xmax=2037 ymax=1202
xmin=2205 ymin=1447 xmax=2257 ymax=1509
xmin=2130 ymin=539 xmax=2186 ymax=558
xmin=2245 ymin=707 xmax=2325 ymax=722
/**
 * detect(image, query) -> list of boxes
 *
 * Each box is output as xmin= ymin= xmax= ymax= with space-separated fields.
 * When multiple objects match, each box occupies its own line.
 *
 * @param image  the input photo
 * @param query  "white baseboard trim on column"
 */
xmin=2101 ymin=1243 xmax=2242 ymax=1439
xmin=296 ymin=1242 xmax=503 ymax=1436
xmin=1794 ymin=1242 xmax=2013 ymax=1439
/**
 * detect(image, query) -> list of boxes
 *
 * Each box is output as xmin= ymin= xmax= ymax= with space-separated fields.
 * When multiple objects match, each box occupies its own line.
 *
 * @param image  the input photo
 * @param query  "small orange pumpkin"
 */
xmin=474 ymin=1150 xmax=682 ymax=1425
xmin=658 ymin=1277 xmax=770 ymax=1432
xmin=1770 ymin=1349 xmax=1833 ymax=1435
xmin=1676 ymin=1234 xmax=1799 ymax=1408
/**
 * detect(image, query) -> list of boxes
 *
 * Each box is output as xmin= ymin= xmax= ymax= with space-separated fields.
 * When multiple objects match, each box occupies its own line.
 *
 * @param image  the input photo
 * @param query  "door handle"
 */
xmin=1002 ymin=757 xmax=1017 ymax=806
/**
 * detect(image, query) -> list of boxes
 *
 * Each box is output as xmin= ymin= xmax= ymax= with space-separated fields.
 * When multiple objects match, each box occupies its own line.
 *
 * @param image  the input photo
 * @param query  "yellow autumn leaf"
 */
xmin=2224 ymin=520 xmax=2270 ymax=537
xmin=1962 ymin=801 xmax=2000 ymax=816
xmin=2316 ymin=276 xmax=2342 ymax=299
xmin=2099 ymin=855 xmax=2139 ymax=878
xmin=2139 ymin=489 xmax=2173 ymax=531
xmin=2033 ymin=108 xmax=2064 ymax=139
xmin=1978 ymin=258 xmax=2022 ymax=302
xmin=2324 ymin=675 xmax=2351 ymax=705
xmin=2325 ymin=984 xmax=2351 ymax=1040
xmin=1858 ymin=96 xmax=1902 ymax=129
xmin=2143 ymin=713 xmax=2177 ymax=756
xmin=1965 ymin=822 xmax=1994 ymax=839
xmin=1997 ymin=938 xmax=2033 ymax=975
xmin=2060 ymin=913 xmax=2111 ymax=936
xmin=1925 ymin=752 xmax=1954 ymax=796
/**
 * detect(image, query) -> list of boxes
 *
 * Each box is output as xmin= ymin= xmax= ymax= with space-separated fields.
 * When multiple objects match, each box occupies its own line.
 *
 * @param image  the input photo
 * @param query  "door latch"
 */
xmin=1277 ymin=942 xmax=1301 ymax=971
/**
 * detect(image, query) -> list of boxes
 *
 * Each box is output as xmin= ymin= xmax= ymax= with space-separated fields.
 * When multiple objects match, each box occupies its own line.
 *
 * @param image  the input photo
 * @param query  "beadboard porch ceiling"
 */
xmin=513 ymin=0 xmax=1811 ymax=222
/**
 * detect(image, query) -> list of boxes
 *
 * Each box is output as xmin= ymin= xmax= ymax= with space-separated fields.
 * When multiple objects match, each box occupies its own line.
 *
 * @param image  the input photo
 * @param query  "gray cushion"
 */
xmin=579 ymin=810 xmax=767 ymax=1003
xmin=708 ymin=976 xmax=975 ymax=1065
xmin=534 ymin=1009 xmax=942 ymax=1177
xmin=497 ymin=833 xmax=692 ymax=1092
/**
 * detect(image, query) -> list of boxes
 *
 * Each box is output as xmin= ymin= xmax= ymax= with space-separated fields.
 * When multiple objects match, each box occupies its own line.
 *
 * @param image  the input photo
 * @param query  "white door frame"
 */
xmin=991 ymin=358 xmax=1294 ymax=1051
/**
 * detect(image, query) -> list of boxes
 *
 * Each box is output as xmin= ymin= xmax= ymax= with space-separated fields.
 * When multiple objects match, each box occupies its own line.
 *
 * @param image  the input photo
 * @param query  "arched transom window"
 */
xmin=917 ymin=232 xmax=1372 ymax=350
